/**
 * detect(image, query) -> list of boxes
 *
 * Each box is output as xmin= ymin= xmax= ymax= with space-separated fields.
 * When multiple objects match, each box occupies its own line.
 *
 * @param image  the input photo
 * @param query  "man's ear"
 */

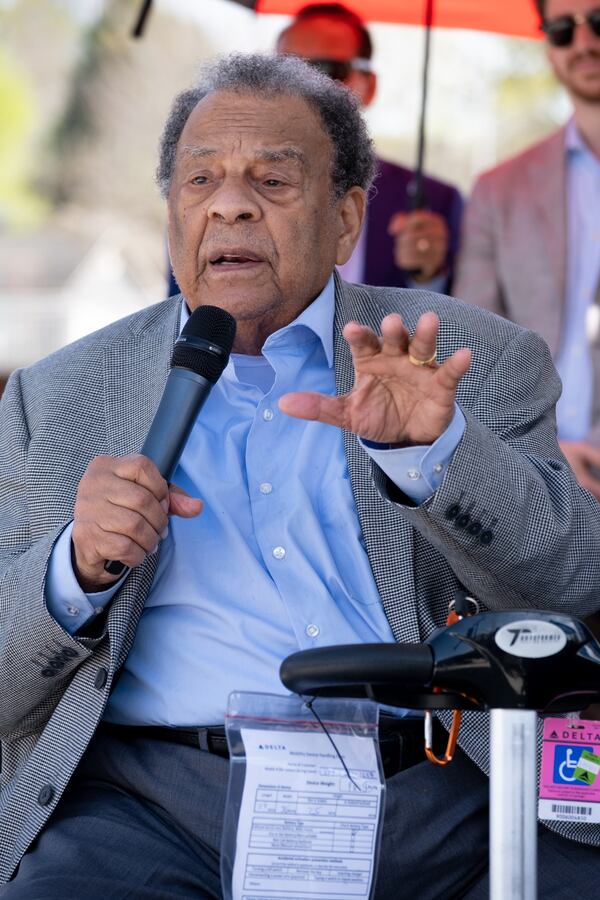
xmin=346 ymin=71 xmax=377 ymax=108
xmin=335 ymin=186 xmax=366 ymax=266
xmin=361 ymin=71 xmax=377 ymax=108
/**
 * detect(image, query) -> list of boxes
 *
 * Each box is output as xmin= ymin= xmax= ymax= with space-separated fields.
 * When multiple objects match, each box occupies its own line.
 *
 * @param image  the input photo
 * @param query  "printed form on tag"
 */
xmin=539 ymin=717 xmax=600 ymax=824
xmin=231 ymin=727 xmax=384 ymax=900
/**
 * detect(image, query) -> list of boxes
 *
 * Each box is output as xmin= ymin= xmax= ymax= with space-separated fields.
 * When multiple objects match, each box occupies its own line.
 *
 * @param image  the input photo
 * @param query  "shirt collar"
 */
xmin=264 ymin=274 xmax=335 ymax=368
xmin=178 ymin=274 xmax=336 ymax=368
xmin=565 ymin=118 xmax=591 ymax=157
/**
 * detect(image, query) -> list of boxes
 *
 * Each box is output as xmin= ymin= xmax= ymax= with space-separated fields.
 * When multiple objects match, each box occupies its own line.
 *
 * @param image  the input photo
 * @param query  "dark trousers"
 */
xmin=1 ymin=729 xmax=598 ymax=898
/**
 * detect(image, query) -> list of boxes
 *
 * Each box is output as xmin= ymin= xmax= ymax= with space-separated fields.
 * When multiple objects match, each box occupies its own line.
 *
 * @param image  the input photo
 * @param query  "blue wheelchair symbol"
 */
xmin=553 ymin=745 xmax=593 ymax=784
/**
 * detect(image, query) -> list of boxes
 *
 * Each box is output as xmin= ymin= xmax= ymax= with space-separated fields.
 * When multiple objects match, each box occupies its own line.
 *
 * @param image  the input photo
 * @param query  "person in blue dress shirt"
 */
xmin=1 ymin=52 xmax=599 ymax=898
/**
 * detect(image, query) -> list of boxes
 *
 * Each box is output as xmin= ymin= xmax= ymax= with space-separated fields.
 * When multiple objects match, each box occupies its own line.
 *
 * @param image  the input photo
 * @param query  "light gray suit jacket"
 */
xmin=454 ymin=127 xmax=600 ymax=445
xmin=1 ymin=278 xmax=600 ymax=881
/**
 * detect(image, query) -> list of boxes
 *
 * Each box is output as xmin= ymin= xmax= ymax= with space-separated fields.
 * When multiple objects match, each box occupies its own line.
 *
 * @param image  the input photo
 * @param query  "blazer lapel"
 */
xmin=102 ymin=298 xmax=182 ymax=669
xmin=333 ymin=274 xmax=420 ymax=643
xmin=103 ymin=300 xmax=181 ymax=459
xmin=526 ymin=128 xmax=567 ymax=356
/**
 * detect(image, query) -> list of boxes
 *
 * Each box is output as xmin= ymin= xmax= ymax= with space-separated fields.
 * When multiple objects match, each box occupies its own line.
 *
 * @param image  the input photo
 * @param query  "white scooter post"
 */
xmin=490 ymin=709 xmax=537 ymax=900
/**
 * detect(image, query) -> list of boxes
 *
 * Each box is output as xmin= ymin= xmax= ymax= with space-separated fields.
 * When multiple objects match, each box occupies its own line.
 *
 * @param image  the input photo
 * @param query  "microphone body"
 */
xmin=140 ymin=367 xmax=213 ymax=481
xmin=103 ymin=305 xmax=236 ymax=576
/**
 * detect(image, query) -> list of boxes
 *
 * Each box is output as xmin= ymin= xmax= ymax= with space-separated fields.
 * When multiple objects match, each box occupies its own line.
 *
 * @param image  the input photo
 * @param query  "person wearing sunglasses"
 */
xmin=275 ymin=3 xmax=464 ymax=296
xmin=542 ymin=4 xmax=600 ymax=45
xmin=455 ymin=0 xmax=600 ymax=505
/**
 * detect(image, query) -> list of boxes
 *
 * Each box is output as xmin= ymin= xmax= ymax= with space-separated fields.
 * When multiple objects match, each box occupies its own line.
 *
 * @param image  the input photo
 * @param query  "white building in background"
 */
xmin=0 ymin=216 xmax=162 ymax=375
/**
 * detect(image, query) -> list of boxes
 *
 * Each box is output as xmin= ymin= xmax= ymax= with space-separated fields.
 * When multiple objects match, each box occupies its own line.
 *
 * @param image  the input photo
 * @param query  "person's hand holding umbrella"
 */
xmin=388 ymin=209 xmax=449 ymax=282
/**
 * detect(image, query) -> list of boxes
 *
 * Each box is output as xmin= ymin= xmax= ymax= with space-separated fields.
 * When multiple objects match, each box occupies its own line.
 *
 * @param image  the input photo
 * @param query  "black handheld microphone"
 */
xmin=104 ymin=304 xmax=236 ymax=576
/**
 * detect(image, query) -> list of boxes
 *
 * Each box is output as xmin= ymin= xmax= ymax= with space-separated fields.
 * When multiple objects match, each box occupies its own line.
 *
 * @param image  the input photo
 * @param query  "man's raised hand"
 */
xmin=279 ymin=313 xmax=471 ymax=445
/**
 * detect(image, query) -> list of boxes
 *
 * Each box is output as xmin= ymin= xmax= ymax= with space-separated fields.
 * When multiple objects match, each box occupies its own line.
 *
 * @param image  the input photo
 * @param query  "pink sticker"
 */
xmin=539 ymin=719 xmax=600 ymax=822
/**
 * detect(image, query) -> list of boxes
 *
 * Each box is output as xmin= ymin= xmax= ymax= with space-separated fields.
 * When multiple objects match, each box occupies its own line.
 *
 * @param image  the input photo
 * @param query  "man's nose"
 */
xmin=206 ymin=178 xmax=261 ymax=224
xmin=573 ymin=16 xmax=600 ymax=51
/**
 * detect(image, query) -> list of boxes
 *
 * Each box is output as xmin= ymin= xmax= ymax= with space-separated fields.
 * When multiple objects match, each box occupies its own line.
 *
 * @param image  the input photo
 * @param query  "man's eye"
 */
xmin=264 ymin=179 xmax=283 ymax=187
xmin=191 ymin=175 xmax=208 ymax=185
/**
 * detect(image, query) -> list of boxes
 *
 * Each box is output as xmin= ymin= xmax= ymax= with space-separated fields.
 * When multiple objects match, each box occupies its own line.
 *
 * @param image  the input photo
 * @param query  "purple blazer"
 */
xmin=167 ymin=158 xmax=463 ymax=297
xmin=363 ymin=159 xmax=463 ymax=290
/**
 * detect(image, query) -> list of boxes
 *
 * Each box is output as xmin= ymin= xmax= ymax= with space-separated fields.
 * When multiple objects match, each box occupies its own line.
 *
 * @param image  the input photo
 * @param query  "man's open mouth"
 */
xmin=209 ymin=253 xmax=262 ymax=266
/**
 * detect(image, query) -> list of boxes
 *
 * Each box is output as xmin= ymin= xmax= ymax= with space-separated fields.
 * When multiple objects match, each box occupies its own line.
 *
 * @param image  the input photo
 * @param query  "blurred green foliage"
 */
xmin=0 ymin=49 xmax=48 ymax=229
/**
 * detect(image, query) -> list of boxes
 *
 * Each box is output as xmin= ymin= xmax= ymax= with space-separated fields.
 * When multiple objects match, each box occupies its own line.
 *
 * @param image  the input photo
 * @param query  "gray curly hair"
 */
xmin=157 ymin=53 xmax=376 ymax=201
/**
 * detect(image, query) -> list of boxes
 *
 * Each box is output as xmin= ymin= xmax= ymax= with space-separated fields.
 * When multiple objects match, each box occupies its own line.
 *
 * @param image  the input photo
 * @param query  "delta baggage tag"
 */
xmin=222 ymin=692 xmax=386 ymax=900
xmin=538 ymin=717 xmax=600 ymax=823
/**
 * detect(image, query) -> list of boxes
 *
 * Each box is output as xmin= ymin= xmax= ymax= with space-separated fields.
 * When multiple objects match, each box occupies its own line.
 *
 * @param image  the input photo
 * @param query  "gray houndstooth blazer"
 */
xmin=1 ymin=276 xmax=600 ymax=882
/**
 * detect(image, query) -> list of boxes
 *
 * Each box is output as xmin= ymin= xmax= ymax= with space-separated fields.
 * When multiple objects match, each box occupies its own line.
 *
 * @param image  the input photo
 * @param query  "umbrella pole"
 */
xmin=407 ymin=0 xmax=434 ymax=211
xmin=132 ymin=0 xmax=153 ymax=38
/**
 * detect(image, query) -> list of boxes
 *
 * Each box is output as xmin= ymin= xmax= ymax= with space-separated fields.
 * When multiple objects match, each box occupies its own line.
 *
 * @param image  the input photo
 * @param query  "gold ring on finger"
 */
xmin=408 ymin=350 xmax=437 ymax=368
xmin=417 ymin=238 xmax=431 ymax=253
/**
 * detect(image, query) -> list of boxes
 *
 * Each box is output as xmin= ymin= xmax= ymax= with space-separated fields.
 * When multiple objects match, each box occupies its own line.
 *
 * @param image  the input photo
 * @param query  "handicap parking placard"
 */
xmin=552 ymin=744 xmax=594 ymax=785
xmin=539 ymin=718 xmax=600 ymax=823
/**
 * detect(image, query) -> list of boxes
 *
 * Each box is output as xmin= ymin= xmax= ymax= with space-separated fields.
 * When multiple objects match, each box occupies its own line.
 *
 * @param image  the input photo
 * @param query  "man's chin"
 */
xmin=564 ymin=67 xmax=600 ymax=104
xmin=570 ymin=85 xmax=600 ymax=104
xmin=186 ymin=282 xmax=278 ymax=318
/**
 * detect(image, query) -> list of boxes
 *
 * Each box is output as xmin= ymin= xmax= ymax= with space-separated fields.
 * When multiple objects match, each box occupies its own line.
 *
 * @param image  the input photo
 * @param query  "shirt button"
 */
xmin=432 ymin=463 xmax=443 ymax=474
xmin=262 ymin=408 xmax=274 ymax=421
xmin=306 ymin=624 xmax=320 ymax=638
xmin=67 ymin=606 xmax=80 ymax=617
xmin=407 ymin=469 xmax=421 ymax=480
xmin=94 ymin=607 xmax=104 ymax=616
xmin=272 ymin=546 xmax=286 ymax=560
xmin=259 ymin=482 xmax=273 ymax=494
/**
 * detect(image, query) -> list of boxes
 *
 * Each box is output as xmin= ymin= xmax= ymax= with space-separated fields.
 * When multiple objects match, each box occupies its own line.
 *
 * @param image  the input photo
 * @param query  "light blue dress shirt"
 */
xmin=554 ymin=120 xmax=600 ymax=441
xmin=46 ymin=276 xmax=465 ymax=725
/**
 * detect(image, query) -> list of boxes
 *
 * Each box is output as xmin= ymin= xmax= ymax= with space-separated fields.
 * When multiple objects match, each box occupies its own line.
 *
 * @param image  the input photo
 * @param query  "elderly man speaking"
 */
xmin=0 ymin=54 xmax=598 ymax=899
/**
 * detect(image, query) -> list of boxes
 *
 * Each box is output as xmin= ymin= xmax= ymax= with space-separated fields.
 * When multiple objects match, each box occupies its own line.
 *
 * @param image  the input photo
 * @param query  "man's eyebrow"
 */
xmin=257 ymin=148 xmax=306 ymax=166
xmin=179 ymin=146 xmax=306 ymax=166
xmin=181 ymin=146 xmax=217 ymax=159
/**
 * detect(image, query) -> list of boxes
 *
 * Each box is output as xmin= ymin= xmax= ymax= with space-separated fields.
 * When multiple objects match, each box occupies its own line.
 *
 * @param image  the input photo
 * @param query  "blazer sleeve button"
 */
xmin=94 ymin=667 xmax=108 ymax=690
xmin=445 ymin=504 xmax=461 ymax=520
xmin=456 ymin=513 xmax=471 ymax=528
xmin=37 ymin=785 xmax=55 ymax=806
xmin=480 ymin=530 xmax=494 ymax=545
xmin=468 ymin=521 xmax=482 ymax=535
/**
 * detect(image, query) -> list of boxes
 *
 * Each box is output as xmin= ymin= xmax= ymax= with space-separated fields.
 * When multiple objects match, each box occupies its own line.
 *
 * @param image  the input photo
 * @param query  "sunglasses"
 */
xmin=305 ymin=57 xmax=372 ymax=82
xmin=542 ymin=8 xmax=600 ymax=46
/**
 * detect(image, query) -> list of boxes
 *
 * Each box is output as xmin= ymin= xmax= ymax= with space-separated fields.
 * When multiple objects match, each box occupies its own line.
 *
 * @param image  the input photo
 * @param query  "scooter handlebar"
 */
xmin=280 ymin=642 xmax=434 ymax=696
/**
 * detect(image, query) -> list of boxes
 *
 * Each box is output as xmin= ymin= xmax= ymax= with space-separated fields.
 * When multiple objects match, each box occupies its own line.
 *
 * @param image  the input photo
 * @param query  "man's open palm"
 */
xmin=279 ymin=313 xmax=471 ymax=445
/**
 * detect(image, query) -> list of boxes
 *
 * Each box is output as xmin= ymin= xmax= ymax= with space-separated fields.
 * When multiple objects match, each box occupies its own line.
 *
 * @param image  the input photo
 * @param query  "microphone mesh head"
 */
xmin=171 ymin=305 xmax=236 ymax=382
